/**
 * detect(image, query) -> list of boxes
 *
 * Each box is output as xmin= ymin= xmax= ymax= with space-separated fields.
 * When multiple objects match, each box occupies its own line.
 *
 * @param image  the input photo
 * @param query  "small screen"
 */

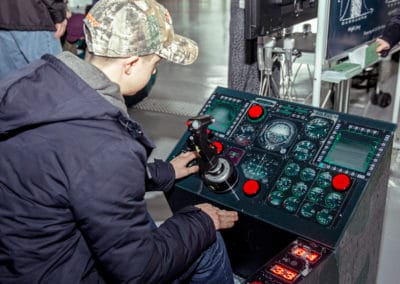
xmin=204 ymin=98 xmax=242 ymax=134
xmin=324 ymin=130 xmax=379 ymax=173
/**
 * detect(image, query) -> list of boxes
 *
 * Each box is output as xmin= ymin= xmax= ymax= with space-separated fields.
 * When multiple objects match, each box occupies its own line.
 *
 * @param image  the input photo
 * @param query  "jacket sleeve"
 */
xmin=381 ymin=8 xmax=400 ymax=49
xmin=70 ymin=140 xmax=216 ymax=283
xmin=145 ymin=159 xmax=176 ymax=192
xmin=41 ymin=0 xmax=66 ymax=24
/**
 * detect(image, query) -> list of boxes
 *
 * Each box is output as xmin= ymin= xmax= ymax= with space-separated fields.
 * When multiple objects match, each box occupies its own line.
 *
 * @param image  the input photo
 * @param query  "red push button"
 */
xmin=243 ymin=179 xmax=260 ymax=196
xmin=248 ymin=104 xmax=264 ymax=120
xmin=332 ymin=173 xmax=351 ymax=191
xmin=210 ymin=141 xmax=223 ymax=154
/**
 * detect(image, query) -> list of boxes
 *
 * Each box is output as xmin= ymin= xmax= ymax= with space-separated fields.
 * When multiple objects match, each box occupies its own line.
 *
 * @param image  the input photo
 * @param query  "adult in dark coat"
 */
xmin=0 ymin=0 xmax=238 ymax=283
xmin=376 ymin=8 xmax=400 ymax=55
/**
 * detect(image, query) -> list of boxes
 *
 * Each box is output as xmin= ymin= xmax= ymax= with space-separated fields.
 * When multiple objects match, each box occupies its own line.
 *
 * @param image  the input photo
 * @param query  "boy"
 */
xmin=0 ymin=0 xmax=238 ymax=283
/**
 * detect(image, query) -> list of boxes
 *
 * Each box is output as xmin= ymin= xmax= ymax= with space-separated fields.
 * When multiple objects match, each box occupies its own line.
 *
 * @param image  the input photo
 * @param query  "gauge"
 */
xmin=307 ymin=187 xmax=325 ymax=203
xmin=300 ymin=202 xmax=317 ymax=218
xmin=268 ymin=191 xmax=285 ymax=206
xmin=292 ymin=140 xmax=316 ymax=161
xmin=325 ymin=192 xmax=343 ymax=209
xmin=258 ymin=119 xmax=297 ymax=151
xmin=291 ymin=182 xmax=308 ymax=197
xmin=316 ymin=209 xmax=335 ymax=226
xmin=316 ymin=171 xmax=332 ymax=188
xmin=305 ymin=117 xmax=331 ymax=140
xmin=284 ymin=162 xmax=300 ymax=177
xmin=233 ymin=123 xmax=257 ymax=146
xmin=283 ymin=196 xmax=300 ymax=213
xmin=241 ymin=152 xmax=279 ymax=183
xmin=275 ymin=177 xmax=292 ymax=192
xmin=300 ymin=167 xmax=316 ymax=182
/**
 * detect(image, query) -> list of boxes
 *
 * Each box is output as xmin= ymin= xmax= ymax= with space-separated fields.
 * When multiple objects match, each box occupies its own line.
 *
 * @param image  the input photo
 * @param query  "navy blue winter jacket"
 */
xmin=381 ymin=8 xmax=400 ymax=49
xmin=0 ymin=55 xmax=216 ymax=283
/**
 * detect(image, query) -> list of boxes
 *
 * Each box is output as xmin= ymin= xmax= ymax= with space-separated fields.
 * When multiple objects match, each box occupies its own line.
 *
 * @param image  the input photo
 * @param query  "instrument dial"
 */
xmin=292 ymin=140 xmax=316 ymax=161
xmin=305 ymin=117 xmax=331 ymax=140
xmin=258 ymin=120 xmax=297 ymax=152
xmin=241 ymin=152 xmax=278 ymax=183
xmin=233 ymin=123 xmax=257 ymax=146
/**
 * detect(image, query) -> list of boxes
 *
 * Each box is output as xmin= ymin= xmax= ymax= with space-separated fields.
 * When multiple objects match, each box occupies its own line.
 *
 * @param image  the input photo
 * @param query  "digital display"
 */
xmin=323 ymin=130 xmax=380 ymax=173
xmin=204 ymin=98 xmax=243 ymax=134
xmin=270 ymin=264 xmax=298 ymax=282
xmin=291 ymin=246 xmax=321 ymax=264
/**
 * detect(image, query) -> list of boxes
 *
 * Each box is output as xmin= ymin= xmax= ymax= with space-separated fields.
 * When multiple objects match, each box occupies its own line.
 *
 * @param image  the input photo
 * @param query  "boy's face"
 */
xmin=122 ymin=54 xmax=161 ymax=96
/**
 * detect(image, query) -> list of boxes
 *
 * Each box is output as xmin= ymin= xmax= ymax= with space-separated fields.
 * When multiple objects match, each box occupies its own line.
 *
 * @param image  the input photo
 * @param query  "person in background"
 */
xmin=376 ymin=8 xmax=400 ymax=56
xmin=62 ymin=13 xmax=87 ymax=58
xmin=0 ymin=0 xmax=68 ymax=80
xmin=0 ymin=0 xmax=238 ymax=283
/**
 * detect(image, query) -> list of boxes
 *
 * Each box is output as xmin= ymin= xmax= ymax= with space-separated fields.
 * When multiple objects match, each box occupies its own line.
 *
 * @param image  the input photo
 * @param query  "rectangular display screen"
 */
xmin=323 ymin=130 xmax=380 ymax=173
xmin=204 ymin=98 xmax=243 ymax=134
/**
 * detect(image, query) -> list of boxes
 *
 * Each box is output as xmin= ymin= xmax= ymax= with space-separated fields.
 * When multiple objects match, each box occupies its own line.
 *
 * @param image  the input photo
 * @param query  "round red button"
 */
xmin=332 ymin=173 xmax=351 ymax=191
xmin=243 ymin=179 xmax=260 ymax=196
xmin=248 ymin=104 xmax=264 ymax=120
xmin=210 ymin=141 xmax=223 ymax=154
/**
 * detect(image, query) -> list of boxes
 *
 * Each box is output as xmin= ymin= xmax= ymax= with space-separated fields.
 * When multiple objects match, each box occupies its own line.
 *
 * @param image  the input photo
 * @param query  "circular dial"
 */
xmin=316 ymin=171 xmax=332 ymax=188
xmin=316 ymin=209 xmax=335 ymax=226
xmin=325 ymin=192 xmax=343 ymax=209
xmin=307 ymin=187 xmax=325 ymax=203
xmin=283 ymin=196 xmax=300 ymax=213
xmin=258 ymin=120 xmax=297 ymax=151
xmin=268 ymin=191 xmax=285 ymax=206
xmin=284 ymin=162 xmax=300 ymax=177
xmin=305 ymin=117 xmax=331 ymax=140
xmin=300 ymin=202 xmax=317 ymax=218
xmin=275 ymin=177 xmax=292 ymax=192
xmin=241 ymin=153 xmax=278 ymax=183
xmin=292 ymin=140 xmax=316 ymax=161
xmin=300 ymin=167 xmax=316 ymax=182
xmin=291 ymin=182 xmax=308 ymax=197
xmin=233 ymin=123 xmax=257 ymax=146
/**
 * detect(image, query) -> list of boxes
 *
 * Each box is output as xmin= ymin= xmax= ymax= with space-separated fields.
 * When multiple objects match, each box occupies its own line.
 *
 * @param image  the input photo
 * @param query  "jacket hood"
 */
xmin=0 ymin=54 xmax=124 ymax=136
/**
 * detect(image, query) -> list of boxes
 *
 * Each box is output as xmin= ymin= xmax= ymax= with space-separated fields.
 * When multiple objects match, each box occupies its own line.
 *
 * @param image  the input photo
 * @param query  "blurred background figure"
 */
xmin=0 ymin=0 xmax=68 ymax=80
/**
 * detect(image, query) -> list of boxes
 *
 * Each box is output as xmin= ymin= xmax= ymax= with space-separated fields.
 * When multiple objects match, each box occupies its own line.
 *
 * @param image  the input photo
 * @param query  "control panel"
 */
xmin=168 ymin=87 xmax=395 ymax=248
xmin=245 ymin=238 xmax=330 ymax=284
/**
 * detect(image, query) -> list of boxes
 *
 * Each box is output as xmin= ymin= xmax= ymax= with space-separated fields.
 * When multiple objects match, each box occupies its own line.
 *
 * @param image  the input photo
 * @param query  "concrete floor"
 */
xmin=128 ymin=1 xmax=400 ymax=283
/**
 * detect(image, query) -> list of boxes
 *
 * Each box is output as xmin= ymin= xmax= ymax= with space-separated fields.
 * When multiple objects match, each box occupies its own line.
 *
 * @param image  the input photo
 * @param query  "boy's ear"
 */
xmin=123 ymin=56 xmax=139 ymax=75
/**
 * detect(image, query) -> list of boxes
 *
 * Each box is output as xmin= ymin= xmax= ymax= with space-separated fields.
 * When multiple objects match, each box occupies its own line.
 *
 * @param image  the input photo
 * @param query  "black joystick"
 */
xmin=187 ymin=115 xmax=238 ymax=193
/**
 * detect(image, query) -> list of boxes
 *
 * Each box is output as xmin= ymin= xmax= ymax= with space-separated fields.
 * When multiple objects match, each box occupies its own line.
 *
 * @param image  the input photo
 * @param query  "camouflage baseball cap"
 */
xmin=83 ymin=0 xmax=198 ymax=65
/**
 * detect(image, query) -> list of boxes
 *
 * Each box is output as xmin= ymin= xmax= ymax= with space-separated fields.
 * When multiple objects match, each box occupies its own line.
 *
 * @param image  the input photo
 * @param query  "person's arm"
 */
xmin=145 ymin=151 xmax=199 ymax=192
xmin=70 ymin=142 xmax=217 ymax=283
xmin=377 ymin=8 xmax=400 ymax=54
xmin=41 ymin=0 xmax=67 ymax=38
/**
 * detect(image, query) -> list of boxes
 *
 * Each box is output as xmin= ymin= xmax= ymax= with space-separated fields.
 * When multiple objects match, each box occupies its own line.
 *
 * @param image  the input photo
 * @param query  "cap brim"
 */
xmin=156 ymin=34 xmax=198 ymax=65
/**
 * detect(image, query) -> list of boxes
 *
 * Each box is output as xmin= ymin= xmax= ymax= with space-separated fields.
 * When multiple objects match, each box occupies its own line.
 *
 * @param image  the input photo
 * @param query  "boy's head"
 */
xmin=83 ymin=0 xmax=198 ymax=65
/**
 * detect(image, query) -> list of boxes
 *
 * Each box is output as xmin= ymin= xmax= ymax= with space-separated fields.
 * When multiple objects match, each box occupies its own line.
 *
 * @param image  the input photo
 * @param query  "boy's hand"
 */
xmin=195 ymin=203 xmax=239 ymax=230
xmin=170 ymin=151 xmax=199 ymax=179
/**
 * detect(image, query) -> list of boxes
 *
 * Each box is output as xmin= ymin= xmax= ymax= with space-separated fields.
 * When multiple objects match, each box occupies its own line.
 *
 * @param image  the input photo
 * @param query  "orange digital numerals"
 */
xmin=291 ymin=246 xmax=321 ymax=263
xmin=270 ymin=264 xmax=298 ymax=282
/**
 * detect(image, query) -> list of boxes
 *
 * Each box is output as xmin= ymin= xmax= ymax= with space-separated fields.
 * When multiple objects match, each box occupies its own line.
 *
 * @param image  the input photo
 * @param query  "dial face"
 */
xmin=316 ymin=209 xmax=334 ymax=226
xmin=292 ymin=140 xmax=316 ymax=161
xmin=300 ymin=167 xmax=316 ymax=182
xmin=284 ymin=162 xmax=300 ymax=177
xmin=316 ymin=171 xmax=332 ymax=188
xmin=233 ymin=123 xmax=257 ymax=146
xmin=268 ymin=190 xmax=285 ymax=206
xmin=305 ymin=117 xmax=331 ymax=140
xmin=308 ymin=187 xmax=325 ymax=203
xmin=241 ymin=152 xmax=279 ymax=183
xmin=325 ymin=192 xmax=343 ymax=209
xmin=275 ymin=177 xmax=292 ymax=192
xmin=258 ymin=120 xmax=297 ymax=151
xmin=291 ymin=182 xmax=308 ymax=197
xmin=283 ymin=196 xmax=300 ymax=213
xmin=300 ymin=202 xmax=317 ymax=218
